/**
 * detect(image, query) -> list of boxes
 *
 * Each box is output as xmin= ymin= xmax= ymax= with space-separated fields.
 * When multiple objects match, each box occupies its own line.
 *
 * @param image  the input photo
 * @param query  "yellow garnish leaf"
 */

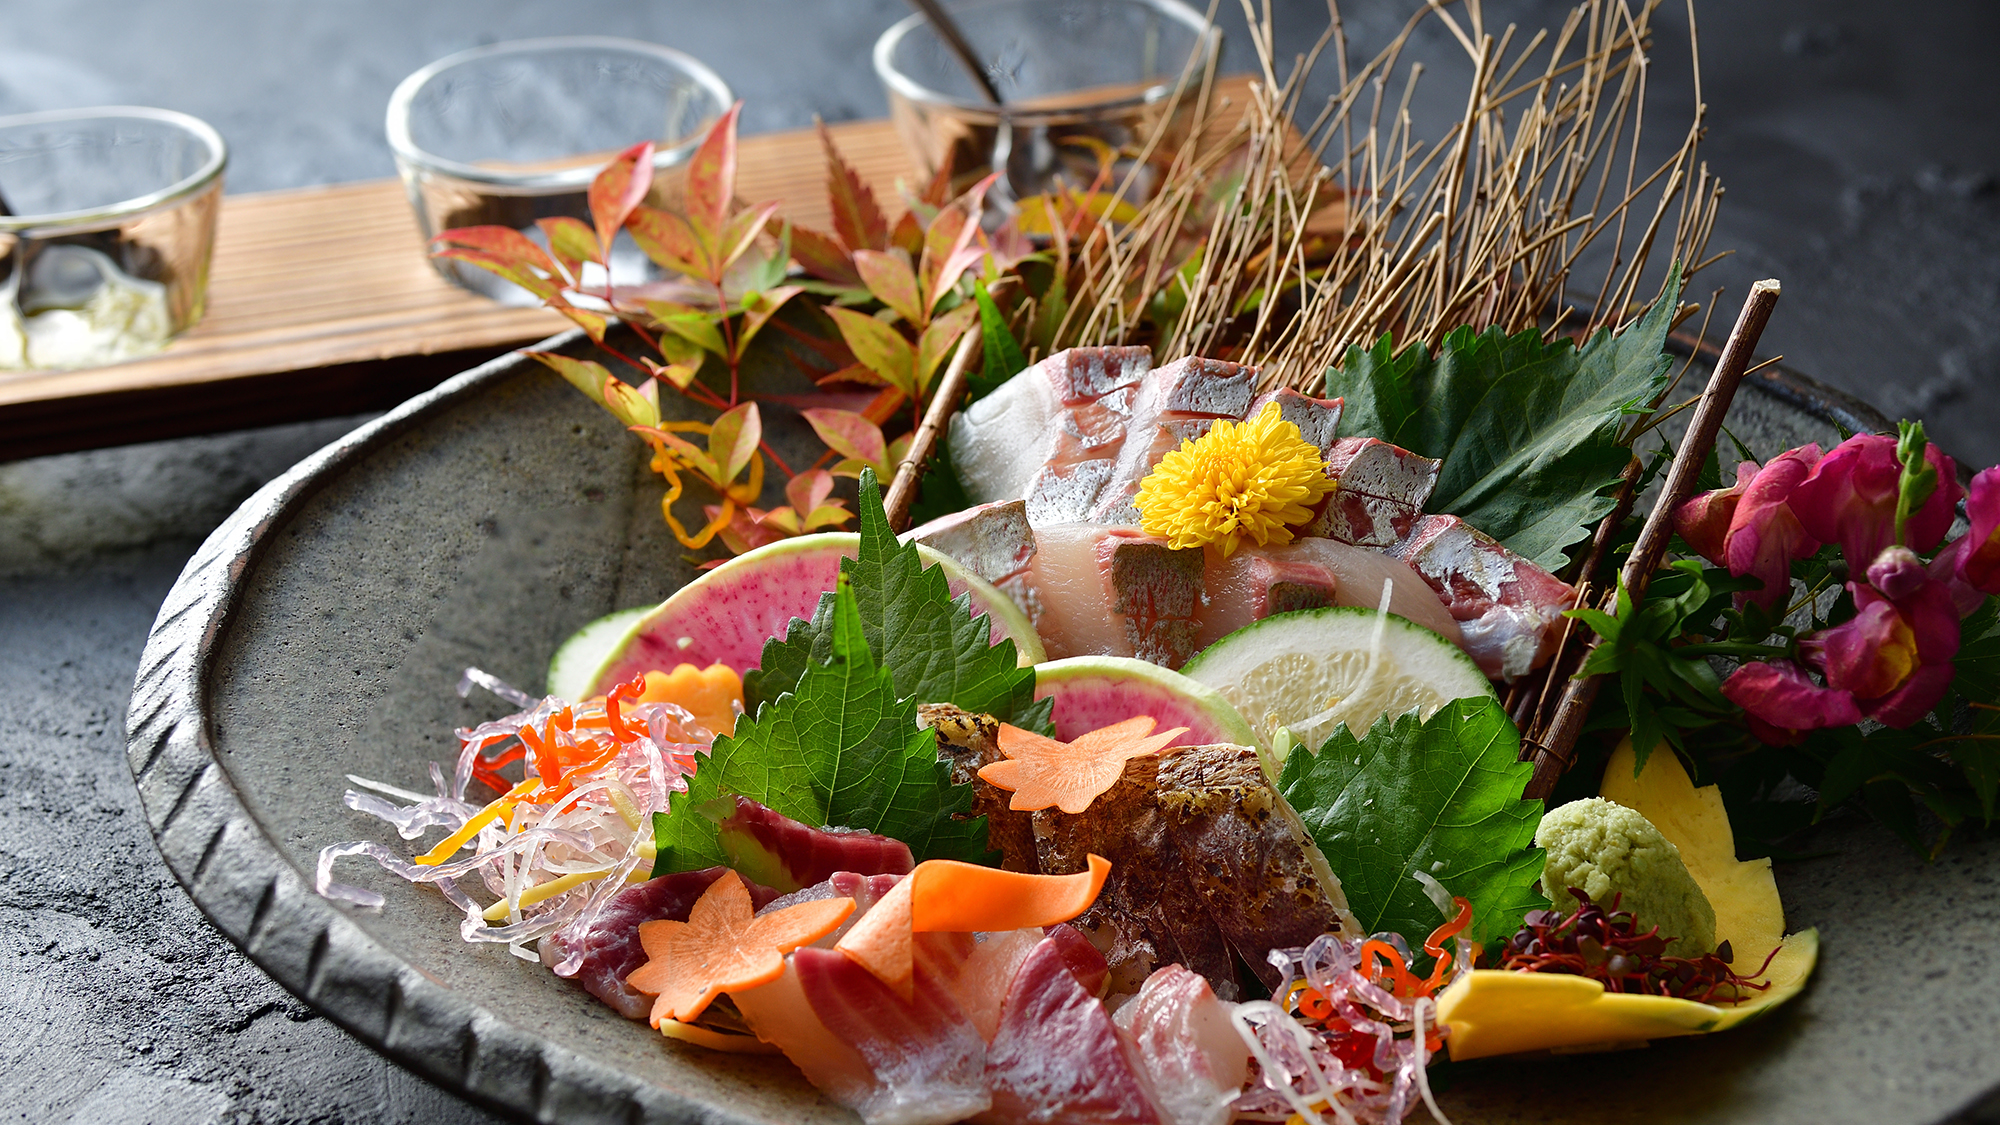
xmin=640 ymin=663 xmax=744 ymax=738
xmin=1133 ymin=399 xmax=1337 ymax=557
xmin=626 ymin=871 xmax=854 ymax=1025
xmin=978 ymin=717 xmax=1189 ymax=814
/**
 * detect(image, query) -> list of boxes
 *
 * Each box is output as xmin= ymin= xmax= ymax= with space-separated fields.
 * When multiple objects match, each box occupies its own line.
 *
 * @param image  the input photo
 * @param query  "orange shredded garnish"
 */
xmin=639 ymin=663 xmax=744 ymax=738
xmin=626 ymin=870 xmax=854 ymax=1025
xmin=978 ymin=717 xmax=1189 ymax=814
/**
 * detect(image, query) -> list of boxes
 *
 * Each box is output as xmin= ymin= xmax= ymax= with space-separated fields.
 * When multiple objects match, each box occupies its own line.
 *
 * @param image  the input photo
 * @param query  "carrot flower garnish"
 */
xmin=978 ymin=716 xmax=1189 ymax=814
xmin=626 ymin=870 xmax=854 ymax=1025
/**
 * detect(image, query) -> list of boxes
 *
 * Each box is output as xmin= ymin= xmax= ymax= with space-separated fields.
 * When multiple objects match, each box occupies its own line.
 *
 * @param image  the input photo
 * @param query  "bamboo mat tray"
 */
xmin=0 ymin=118 xmax=920 ymax=460
xmin=2 ymin=77 xmax=1259 ymax=461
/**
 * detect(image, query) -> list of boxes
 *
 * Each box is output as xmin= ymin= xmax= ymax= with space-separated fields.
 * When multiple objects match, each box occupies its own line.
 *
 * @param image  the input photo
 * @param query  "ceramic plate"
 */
xmin=128 ymin=330 xmax=2000 ymax=1125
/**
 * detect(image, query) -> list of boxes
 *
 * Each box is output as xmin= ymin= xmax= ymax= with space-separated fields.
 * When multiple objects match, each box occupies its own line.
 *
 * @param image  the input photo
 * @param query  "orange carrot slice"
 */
xmin=640 ymin=663 xmax=744 ymax=738
xmin=626 ymin=870 xmax=854 ymax=1025
xmin=657 ymin=1018 xmax=782 ymax=1054
xmin=978 ymin=717 xmax=1188 ymax=814
xmin=835 ymin=855 xmax=1113 ymax=998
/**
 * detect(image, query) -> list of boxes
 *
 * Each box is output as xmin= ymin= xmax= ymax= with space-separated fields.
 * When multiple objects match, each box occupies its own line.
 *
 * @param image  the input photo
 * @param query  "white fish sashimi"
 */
xmin=1197 ymin=539 xmax=1466 ymax=651
xmin=1114 ymin=965 xmax=1250 ymax=1125
xmin=1025 ymin=524 xmax=1205 ymax=667
xmin=953 ymin=347 xmax=1151 ymax=508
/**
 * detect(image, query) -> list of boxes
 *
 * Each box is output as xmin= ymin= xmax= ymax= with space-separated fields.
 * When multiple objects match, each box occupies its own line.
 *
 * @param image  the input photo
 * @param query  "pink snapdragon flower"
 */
xmin=1673 ymin=461 xmax=1756 ymax=565
xmin=1953 ymin=465 xmax=2000 ymax=595
xmin=1789 ymin=433 xmax=1960 ymax=571
xmin=1724 ymin=546 xmax=1962 ymax=739
xmin=1673 ymin=445 xmax=1824 ymax=610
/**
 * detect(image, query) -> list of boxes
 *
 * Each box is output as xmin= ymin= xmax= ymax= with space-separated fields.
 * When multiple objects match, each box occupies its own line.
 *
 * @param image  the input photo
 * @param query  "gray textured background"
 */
xmin=2 ymin=0 xmax=1997 ymax=1122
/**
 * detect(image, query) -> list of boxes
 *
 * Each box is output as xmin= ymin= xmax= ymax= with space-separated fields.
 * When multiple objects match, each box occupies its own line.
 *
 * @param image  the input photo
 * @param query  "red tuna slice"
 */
xmin=1304 ymin=436 xmax=1441 ymax=548
xmin=1034 ymin=655 xmax=1258 ymax=748
xmin=713 ymin=795 xmax=914 ymax=894
xmin=1091 ymin=357 xmax=1259 ymax=525
xmin=584 ymin=532 xmax=1041 ymax=695
xmin=1195 ymin=538 xmax=1464 ymax=651
xmin=793 ymin=943 xmax=993 ymax=1125
xmin=1113 ymin=965 xmax=1250 ymax=1125
xmin=1389 ymin=514 xmax=1581 ymax=681
xmin=539 ymin=866 xmax=779 ymax=1019
xmin=1248 ymin=387 xmax=1344 ymax=455
xmin=981 ymin=929 xmax=1167 ymax=1125
xmin=904 ymin=500 xmax=1038 ymax=587
xmin=1022 ymin=524 xmax=1203 ymax=665
xmin=952 ymin=346 xmax=1153 ymax=508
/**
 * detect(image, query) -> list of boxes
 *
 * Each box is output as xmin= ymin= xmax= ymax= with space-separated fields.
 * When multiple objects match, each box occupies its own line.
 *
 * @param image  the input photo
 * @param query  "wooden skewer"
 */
xmin=1520 ymin=279 xmax=1783 ymax=799
xmin=884 ymin=329 xmax=982 ymax=532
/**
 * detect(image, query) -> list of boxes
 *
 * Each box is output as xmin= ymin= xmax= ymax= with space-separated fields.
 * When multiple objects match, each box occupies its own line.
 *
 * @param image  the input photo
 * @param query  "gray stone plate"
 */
xmin=127 ymin=330 xmax=2000 ymax=1125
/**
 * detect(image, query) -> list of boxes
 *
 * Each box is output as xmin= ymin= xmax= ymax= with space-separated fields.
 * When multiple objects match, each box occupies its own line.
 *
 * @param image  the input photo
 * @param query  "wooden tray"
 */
xmin=0 ymin=117 xmax=919 ymax=461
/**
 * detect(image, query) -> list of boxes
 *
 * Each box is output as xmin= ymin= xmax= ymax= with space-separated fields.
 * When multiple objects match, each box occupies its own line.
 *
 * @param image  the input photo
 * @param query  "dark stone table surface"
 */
xmin=2 ymin=1 xmax=1996 ymax=1122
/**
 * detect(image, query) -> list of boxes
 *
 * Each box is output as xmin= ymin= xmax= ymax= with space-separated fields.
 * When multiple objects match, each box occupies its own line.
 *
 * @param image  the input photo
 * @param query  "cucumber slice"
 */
xmin=1179 ymin=606 xmax=1494 ymax=754
xmin=546 ymin=606 xmax=652 ymax=699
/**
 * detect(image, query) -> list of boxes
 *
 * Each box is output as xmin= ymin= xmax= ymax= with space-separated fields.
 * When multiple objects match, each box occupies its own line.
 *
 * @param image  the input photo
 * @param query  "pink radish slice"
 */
xmin=1032 ymin=655 xmax=1258 ymax=749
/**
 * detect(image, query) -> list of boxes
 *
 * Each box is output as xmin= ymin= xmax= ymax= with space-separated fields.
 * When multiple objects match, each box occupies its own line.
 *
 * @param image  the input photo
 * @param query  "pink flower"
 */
xmin=1954 ymin=465 xmax=2000 ymax=595
xmin=1724 ymin=545 xmax=1962 ymax=738
xmin=1673 ymin=460 xmax=1757 ymax=566
xmin=1723 ymin=445 xmax=1823 ymax=610
xmin=1789 ymin=433 xmax=1960 ymax=572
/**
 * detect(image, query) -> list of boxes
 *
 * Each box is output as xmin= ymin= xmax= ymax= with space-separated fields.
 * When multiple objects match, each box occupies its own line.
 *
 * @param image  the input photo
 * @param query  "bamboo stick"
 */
xmin=884 ymin=330 xmax=982 ymax=532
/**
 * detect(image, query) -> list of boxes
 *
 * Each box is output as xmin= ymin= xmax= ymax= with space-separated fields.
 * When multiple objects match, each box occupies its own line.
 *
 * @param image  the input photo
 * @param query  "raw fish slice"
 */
xmin=715 ymin=795 xmax=914 ymax=893
xmin=1030 ymin=756 xmax=1240 ymax=997
xmin=762 ymin=870 xmax=907 ymax=947
xmin=1247 ymin=387 xmax=1344 ymax=455
xmin=1152 ymin=745 xmax=1358 ymax=986
xmin=979 ymin=929 xmax=1167 ymax=1125
xmin=937 ymin=929 xmax=1044 ymax=1043
xmin=1024 ymin=458 xmax=1119 ymax=525
xmin=1193 ymin=550 xmax=1338 ymax=651
xmin=1304 ymin=437 xmax=1440 ymax=547
xmin=1092 ymin=357 xmax=1258 ymax=524
xmin=1100 ymin=532 xmax=1207 ymax=667
xmin=1049 ymin=386 xmax=1141 ymax=466
xmin=923 ymin=705 xmax=1039 ymax=871
xmin=951 ymin=347 xmax=1152 ymax=507
xmin=794 ymin=944 xmax=993 ymax=1125
xmin=1019 ymin=524 xmax=1130 ymax=661
xmin=540 ymin=866 xmax=779 ymax=1019
xmin=1114 ymin=965 xmax=1250 ymax=1125
xmin=1195 ymin=539 xmax=1464 ymax=652
xmin=905 ymin=500 xmax=1038 ymax=587
xmin=1389 ymin=513 xmax=1581 ymax=681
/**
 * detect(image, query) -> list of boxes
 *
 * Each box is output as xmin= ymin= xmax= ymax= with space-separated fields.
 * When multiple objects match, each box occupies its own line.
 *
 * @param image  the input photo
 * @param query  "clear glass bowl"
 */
xmin=0 ymin=106 xmax=227 ymax=370
xmin=873 ymin=0 xmax=1219 ymax=206
xmin=386 ymin=36 xmax=733 ymax=303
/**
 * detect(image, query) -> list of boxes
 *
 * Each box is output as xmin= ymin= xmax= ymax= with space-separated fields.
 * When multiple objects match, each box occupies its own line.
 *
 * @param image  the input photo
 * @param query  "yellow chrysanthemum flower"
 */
xmin=1134 ymin=400 xmax=1336 ymax=556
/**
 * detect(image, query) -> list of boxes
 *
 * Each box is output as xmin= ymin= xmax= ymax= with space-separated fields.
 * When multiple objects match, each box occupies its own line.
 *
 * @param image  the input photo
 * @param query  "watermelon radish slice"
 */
xmin=567 ymin=532 xmax=1045 ymax=699
xmin=1033 ymin=656 xmax=1258 ymax=752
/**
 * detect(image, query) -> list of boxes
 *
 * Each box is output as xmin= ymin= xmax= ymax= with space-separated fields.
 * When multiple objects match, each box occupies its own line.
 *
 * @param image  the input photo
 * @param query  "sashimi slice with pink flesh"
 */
xmin=1113 ymin=965 xmax=1249 ymax=1125
xmin=1303 ymin=436 xmax=1441 ymax=547
xmin=1195 ymin=538 xmax=1465 ymax=651
xmin=981 ymin=927 xmax=1166 ymax=1125
xmin=1389 ymin=513 xmax=1581 ymax=681
xmin=793 ymin=943 xmax=993 ymax=1125
xmin=1022 ymin=524 xmax=1206 ymax=666
xmin=1034 ymin=656 xmax=1259 ymax=749
xmin=540 ymin=866 xmax=779 ymax=1019
xmin=578 ymin=532 xmax=1044 ymax=698
xmin=711 ymin=795 xmax=914 ymax=894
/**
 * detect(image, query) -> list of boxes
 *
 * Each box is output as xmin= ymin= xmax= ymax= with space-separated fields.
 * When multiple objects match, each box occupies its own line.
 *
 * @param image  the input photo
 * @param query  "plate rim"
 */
xmin=123 ymin=328 xmax=1892 ymax=1125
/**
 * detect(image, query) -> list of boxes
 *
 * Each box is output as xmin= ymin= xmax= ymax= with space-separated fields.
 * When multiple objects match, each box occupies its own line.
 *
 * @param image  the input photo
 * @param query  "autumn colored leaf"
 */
xmin=854 ymin=248 xmax=925 ymax=327
xmin=430 ymin=225 xmax=558 ymax=275
xmin=527 ymin=352 xmax=614 ymax=407
xmin=824 ymin=306 xmax=917 ymax=395
xmin=920 ymin=176 xmax=995 ymax=313
xmin=686 ymin=102 xmax=743 ymax=245
xmin=707 ymin=401 xmax=762 ymax=486
xmin=627 ymin=870 xmax=853 ymax=1024
xmin=889 ymin=209 xmax=925 ymax=258
xmin=603 ymin=376 xmax=662 ymax=428
xmin=979 ymin=717 xmax=1189 ymax=814
xmin=537 ymin=217 xmax=599 ymax=283
xmin=547 ymin=300 xmax=610 ymax=343
xmin=779 ymin=220 xmax=862 ymax=286
xmin=646 ymin=300 xmax=729 ymax=357
xmin=645 ymin=333 xmax=708 ymax=390
xmin=917 ymin=302 xmax=978 ymax=394
xmin=717 ymin=201 xmax=782 ymax=277
xmin=918 ymin=153 xmax=958 ymax=207
xmin=820 ymin=119 xmax=890 ymax=253
xmin=731 ymin=285 xmax=804 ymax=362
xmin=802 ymin=408 xmax=889 ymax=473
xmin=627 ymin=206 xmax=710 ymax=279
xmin=589 ymin=141 xmax=655 ymax=263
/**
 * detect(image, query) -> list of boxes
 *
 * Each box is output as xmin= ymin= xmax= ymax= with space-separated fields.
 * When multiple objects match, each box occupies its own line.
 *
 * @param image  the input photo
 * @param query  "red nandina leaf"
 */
xmin=433 ymin=247 xmax=563 ymax=301
xmin=538 ymin=216 xmax=600 ymax=280
xmin=687 ymin=103 xmax=743 ymax=247
xmin=802 ymin=408 xmax=889 ymax=472
xmin=732 ymin=285 xmax=805 ymax=362
xmin=819 ymin=119 xmax=889 ymax=253
xmin=920 ymin=176 xmax=996 ymax=313
xmin=889 ymin=210 xmax=925 ymax=258
xmin=918 ymin=152 xmax=957 ymax=207
xmin=917 ymin=302 xmax=978 ymax=393
xmin=604 ymin=376 xmax=662 ymax=428
xmin=709 ymin=402 xmax=763 ymax=486
xmin=717 ymin=201 xmax=782 ymax=275
xmin=644 ymin=300 xmax=729 ymax=357
xmin=786 ymin=468 xmax=840 ymax=518
xmin=431 ymin=225 xmax=559 ymax=275
xmin=853 ymin=249 xmax=925 ymax=327
xmin=824 ymin=306 xmax=917 ymax=395
xmin=779 ymin=221 xmax=862 ymax=285
xmin=547 ymin=300 xmax=609 ymax=342
xmin=627 ymin=206 xmax=710 ymax=279
xmin=590 ymin=141 xmax=655 ymax=263
xmin=527 ymin=353 xmax=614 ymax=406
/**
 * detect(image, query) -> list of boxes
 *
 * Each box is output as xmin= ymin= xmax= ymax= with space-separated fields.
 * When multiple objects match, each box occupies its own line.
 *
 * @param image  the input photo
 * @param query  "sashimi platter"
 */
xmin=269 ymin=3 xmax=2000 ymax=1123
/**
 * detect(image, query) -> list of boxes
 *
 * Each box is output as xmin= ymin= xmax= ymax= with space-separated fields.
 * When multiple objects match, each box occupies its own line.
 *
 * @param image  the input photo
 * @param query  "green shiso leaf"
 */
xmin=1280 ymin=697 xmax=1547 ymax=952
xmin=970 ymin=280 xmax=1030 ymax=402
xmin=1329 ymin=265 xmax=1683 ymax=570
xmin=652 ymin=570 xmax=989 ymax=873
xmin=744 ymin=469 xmax=1050 ymax=733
